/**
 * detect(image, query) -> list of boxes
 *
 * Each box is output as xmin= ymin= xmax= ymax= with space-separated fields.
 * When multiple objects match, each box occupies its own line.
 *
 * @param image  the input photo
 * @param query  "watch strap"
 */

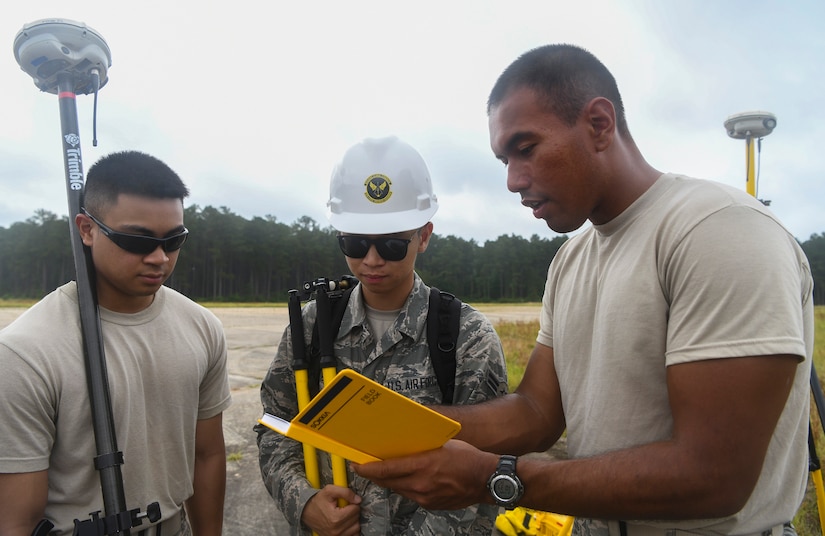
xmin=488 ymin=454 xmax=524 ymax=509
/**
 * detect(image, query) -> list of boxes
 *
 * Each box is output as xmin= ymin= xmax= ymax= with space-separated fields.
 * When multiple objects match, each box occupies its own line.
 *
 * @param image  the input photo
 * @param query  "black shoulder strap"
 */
xmin=427 ymin=287 xmax=461 ymax=405
xmin=308 ymin=284 xmax=462 ymax=404
xmin=308 ymin=285 xmax=355 ymax=397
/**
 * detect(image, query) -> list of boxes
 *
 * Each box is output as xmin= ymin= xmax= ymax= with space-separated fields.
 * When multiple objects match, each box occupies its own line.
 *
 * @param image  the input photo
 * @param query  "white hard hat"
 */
xmin=326 ymin=136 xmax=438 ymax=234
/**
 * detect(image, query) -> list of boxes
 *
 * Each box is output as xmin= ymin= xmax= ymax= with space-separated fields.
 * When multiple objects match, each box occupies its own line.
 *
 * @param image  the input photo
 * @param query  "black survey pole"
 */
xmin=15 ymin=19 xmax=161 ymax=535
xmin=57 ymin=72 xmax=130 ymax=532
xmin=288 ymin=289 xmax=322 ymax=492
xmin=314 ymin=281 xmax=349 ymax=502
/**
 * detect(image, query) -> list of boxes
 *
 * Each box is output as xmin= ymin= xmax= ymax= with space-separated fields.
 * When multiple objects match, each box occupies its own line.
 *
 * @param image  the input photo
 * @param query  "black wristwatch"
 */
xmin=487 ymin=454 xmax=524 ymax=509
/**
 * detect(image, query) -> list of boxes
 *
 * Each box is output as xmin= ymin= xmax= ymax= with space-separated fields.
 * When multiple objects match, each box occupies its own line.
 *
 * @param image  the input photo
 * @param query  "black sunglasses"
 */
xmin=82 ymin=208 xmax=189 ymax=255
xmin=337 ymin=233 xmax=416 ymax=262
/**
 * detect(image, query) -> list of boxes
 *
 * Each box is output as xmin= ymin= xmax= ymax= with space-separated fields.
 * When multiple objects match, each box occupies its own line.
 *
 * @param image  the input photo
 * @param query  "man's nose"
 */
xmin=506 ymin=164 xmax=529 ymax=193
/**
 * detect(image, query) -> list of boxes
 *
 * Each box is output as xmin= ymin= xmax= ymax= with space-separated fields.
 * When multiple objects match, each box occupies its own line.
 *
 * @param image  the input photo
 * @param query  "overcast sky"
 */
xmin=2 ymin=1 xmax=823 ymax=244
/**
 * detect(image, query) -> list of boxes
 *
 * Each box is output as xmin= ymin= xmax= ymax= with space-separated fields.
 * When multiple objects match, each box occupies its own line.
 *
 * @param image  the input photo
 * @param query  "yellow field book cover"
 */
xmin=258 ymin=368 xmax=461 ymax=464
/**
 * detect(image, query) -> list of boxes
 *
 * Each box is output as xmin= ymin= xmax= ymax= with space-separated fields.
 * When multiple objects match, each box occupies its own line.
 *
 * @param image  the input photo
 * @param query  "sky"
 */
xmin=1 ymin=0 xmax=823 ymax=245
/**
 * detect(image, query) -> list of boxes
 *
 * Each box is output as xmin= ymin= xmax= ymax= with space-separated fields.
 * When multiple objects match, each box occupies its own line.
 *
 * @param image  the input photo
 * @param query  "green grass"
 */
xmin=495 ymin=306 xmax=825 ymax=533
xmin=496 ymin=319 xmax=540 ymax=393
xmin=797 ymin=305 xmax=825 ymax=535
xmin=0 ymin=298 xmax=37 ymax=308
xmin=198 ymin=302 xmax=285 ymax=308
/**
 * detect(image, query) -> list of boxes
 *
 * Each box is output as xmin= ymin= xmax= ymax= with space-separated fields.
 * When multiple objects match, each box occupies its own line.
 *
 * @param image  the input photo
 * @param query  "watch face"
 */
xmin=492 ymin=475 xmax=517 ymax=500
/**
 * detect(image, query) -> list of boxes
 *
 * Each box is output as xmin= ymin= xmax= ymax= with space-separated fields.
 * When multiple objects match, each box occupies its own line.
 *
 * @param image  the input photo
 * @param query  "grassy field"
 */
xmin=795 ymin=306 xmax=825 ymax=534
xmin=496 ymin=306 xmax=825 ymax=534
xmin=0 ymin=298 xmax=37 ymax=307
xmin=495 ymin=319 xmax=540 ymax=393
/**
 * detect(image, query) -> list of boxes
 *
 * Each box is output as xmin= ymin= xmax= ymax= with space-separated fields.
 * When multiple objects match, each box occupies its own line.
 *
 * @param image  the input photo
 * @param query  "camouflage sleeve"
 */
xmin=406 ymin=503 xmax=501 ymax=535
xmin=452 ymin=305 xmax=509 ymax=405
xmin=255 ymin=323 xmax=318 ymax=534
xmin=405 ymin=305 xmax=506 ymax=534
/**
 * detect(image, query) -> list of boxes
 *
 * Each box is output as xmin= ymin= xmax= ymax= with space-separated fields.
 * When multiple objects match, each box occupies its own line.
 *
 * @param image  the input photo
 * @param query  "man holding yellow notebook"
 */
xmin=256 ymin=136 xmax=508 ymax=536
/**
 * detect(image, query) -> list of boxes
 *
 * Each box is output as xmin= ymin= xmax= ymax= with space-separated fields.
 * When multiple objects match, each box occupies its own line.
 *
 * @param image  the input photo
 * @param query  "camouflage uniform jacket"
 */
xmin=256 ymin=273 xmax=508 ymax=535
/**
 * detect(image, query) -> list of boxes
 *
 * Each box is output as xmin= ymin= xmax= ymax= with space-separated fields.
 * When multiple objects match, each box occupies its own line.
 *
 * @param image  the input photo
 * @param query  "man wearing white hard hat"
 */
xmin=257 ymin=136 xmax=508 ymax=535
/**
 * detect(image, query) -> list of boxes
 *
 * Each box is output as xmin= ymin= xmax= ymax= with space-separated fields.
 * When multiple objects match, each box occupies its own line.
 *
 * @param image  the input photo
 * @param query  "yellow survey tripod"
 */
xmin=288 ymin=275 xmax=359 ymax=520
xmin=809 ymin=372 xmax=825 ymax=534
xmin=725 ymin=111 xmax=823 ymax=534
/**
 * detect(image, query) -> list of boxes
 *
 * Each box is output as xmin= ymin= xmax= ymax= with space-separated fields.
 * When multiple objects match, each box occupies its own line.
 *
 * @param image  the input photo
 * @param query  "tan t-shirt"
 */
xmin=0 ymin=282 xmax=232 ymax=535
xmin=538 ymin=173 xmax=813 ymax=533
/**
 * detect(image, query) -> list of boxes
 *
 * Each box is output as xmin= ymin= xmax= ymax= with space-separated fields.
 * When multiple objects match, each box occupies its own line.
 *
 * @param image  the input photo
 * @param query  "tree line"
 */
xmin=2 ymin=206 xmax=824 ymax=305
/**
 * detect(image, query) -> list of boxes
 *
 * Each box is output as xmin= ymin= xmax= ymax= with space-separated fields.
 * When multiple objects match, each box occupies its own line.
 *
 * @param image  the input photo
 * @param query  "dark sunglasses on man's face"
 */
xmin=337 ymin=233 xmax=416 ymax=262
xmin=82 ymin=208 xmax=189 ymax=255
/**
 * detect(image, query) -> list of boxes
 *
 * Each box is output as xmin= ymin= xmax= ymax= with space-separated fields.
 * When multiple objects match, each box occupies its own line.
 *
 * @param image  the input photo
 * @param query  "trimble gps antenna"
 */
xmin=14 ymin=18 xmax=110 ymax=94
xmin=13 ymin=18 xmax=160 ymax=535
xmin=723 ymin=110 xmax=777 ymax=202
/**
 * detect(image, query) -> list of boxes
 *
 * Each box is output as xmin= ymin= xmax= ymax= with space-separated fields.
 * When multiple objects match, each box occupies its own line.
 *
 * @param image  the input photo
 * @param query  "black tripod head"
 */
xmin=297 ymin=275 xmax=359 ymax=302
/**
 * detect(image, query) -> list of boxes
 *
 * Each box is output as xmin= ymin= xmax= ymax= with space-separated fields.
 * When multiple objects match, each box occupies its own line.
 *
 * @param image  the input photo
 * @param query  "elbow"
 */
xmin=702 ymin=490 xmax=751 ymax=519
xmin=517 ymin=395 xmax=565 ymax=454
xmin=683 ymin=469 xmax=758 ymax=519
xmin=712 ymin=477 xmax=758 ymax=517
xmin=532 ymin=430 xmax=563 ymax=454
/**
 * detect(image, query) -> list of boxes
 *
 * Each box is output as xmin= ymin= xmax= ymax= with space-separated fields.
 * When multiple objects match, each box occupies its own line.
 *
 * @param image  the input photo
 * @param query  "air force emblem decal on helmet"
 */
xmin=326 ymin=136 xmax=438 ymax=234
xmin=365 ymin=174 xmax=392 ymax=204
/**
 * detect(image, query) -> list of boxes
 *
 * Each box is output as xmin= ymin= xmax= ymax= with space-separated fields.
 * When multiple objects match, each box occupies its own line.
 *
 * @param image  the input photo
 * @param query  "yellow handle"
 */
xmin=322 ymin=366 xmax=349 ymax=506
xmin=295 ymin=369 xmax=320 ymax=489
xmin=295 ymin=368 xmax=322 ymax=536
xmin=811 ymin=468 xmax=825 ymax=536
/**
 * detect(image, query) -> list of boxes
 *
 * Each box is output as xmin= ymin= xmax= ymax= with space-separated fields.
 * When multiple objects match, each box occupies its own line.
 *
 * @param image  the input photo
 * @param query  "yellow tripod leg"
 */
xmin=313 ymin=281 xmax=351 ymax=506
xmin=323 ymin=365 xmax=350 ymax=506
xmin=296 ymin=369 xmax=321 ymax=536
xmin=295 ymin=368 xmax=321 ymax=489
xmin=289 ymin=289 xmax=321 ymax=536
xmin=811 ymin=370 xmax=825 ymax=536
xmin=812 ymin=468 xmax=825 ymax=536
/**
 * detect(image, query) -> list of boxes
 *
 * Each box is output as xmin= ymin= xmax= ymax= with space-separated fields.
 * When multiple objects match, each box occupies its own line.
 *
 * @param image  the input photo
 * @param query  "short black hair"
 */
xmin=487 ymin=44 xmax=629 ymax=135
xmin=83 ymin=150 xmax=189 ymax=215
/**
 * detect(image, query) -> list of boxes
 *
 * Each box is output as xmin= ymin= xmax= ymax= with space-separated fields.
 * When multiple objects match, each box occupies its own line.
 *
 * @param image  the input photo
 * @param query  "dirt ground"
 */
xmin=0 ymin=303 xmax=546 ymax=535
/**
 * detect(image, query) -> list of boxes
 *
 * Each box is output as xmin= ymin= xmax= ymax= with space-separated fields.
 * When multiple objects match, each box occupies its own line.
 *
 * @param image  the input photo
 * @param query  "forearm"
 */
xmin=257 ymin=347 xmax=320 ymax=526
xmin=257 ymin=428 xmax=321 ymax=527
xmin=185 ymin=449 xmax=226 ymax=536
xmin=355 ymin=438 xmax=754 ymax=522
xmin=187 ymin=414 xmax=227 ymax=536
xmin=438 ymin=341 xmax=564 ymax=455
xmin=437 ymin=391 xmax=564 ymax=455
xmin=526 ymin=355 xmax=799 ymax=520
xmin=517 ymin=439 xmax=748 ymax=520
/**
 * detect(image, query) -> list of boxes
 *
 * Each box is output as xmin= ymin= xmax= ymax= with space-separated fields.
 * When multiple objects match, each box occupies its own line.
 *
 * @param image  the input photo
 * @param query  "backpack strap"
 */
xmin=307 ymin=283 xmax=462 ymax=404
xmin=428 ymin=287 xmax=461 ymax=405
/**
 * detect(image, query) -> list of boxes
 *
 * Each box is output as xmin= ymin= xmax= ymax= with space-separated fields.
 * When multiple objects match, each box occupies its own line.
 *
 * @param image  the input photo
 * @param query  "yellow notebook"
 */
xmin=258 ymin=368 xmax=461 ymax=464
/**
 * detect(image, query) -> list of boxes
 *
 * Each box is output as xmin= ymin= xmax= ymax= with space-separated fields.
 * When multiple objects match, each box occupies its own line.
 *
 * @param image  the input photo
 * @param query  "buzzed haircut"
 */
xmin=83 ymin=150 xmax=189 ymax=215
xmin=487 ymin=44 xmax=630 ymax=136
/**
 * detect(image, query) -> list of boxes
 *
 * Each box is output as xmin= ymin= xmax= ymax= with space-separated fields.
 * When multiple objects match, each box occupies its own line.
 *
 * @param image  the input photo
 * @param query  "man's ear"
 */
xmin=76 ymin=213 xmax=95 ymax=247
xmin=418 ymin=222 xmax=434 ymax=253
xmin=585 ymin=97 xmax=616 ymax=152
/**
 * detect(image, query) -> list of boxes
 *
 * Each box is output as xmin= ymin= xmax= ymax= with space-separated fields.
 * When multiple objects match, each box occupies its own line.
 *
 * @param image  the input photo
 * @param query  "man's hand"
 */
xmin=352 ymin=440 xmax=497 ymax=510
xmin=302 ymin=485 xmax=362 ymax=536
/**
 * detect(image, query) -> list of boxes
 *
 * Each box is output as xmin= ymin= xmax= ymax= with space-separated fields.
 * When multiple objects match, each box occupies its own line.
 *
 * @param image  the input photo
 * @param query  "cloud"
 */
xmin=2 ymin=0 xmax=824 ymax=245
